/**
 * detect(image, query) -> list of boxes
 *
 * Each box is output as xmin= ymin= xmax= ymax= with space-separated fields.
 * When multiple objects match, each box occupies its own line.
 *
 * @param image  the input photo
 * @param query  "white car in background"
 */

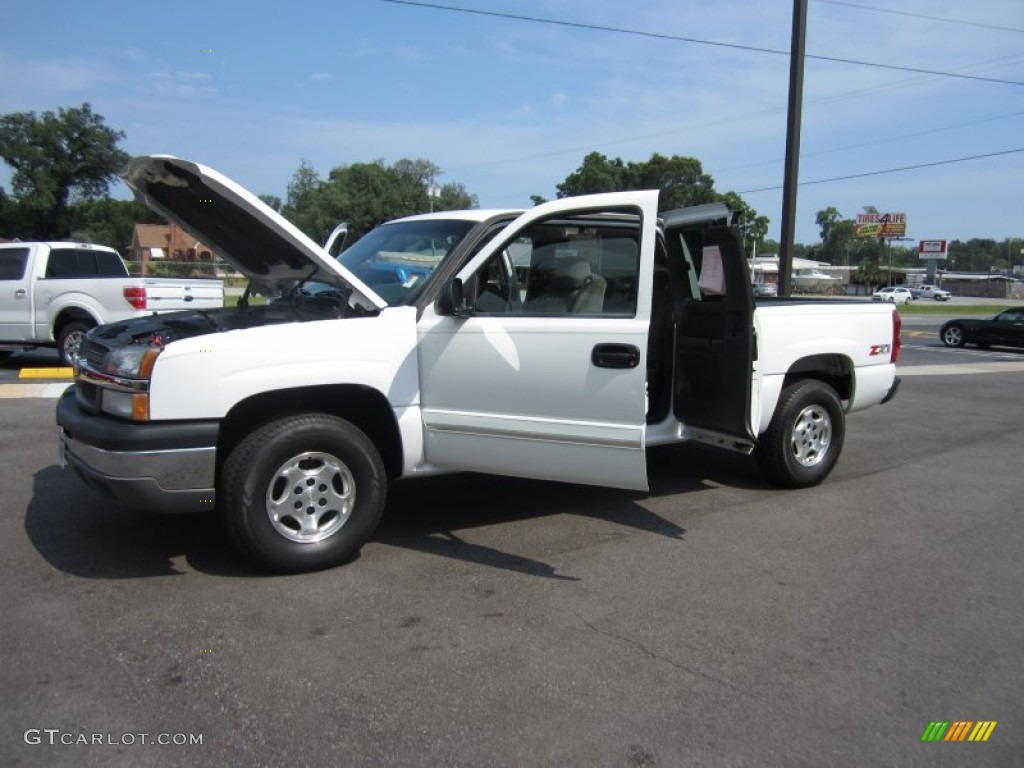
xmin=872 ymin=286 xmax=914 ymax=305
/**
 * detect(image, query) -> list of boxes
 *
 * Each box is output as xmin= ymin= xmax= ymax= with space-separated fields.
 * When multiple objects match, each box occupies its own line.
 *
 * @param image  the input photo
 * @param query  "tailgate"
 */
xmin=141 ymin=279 xmax=224 ymax=310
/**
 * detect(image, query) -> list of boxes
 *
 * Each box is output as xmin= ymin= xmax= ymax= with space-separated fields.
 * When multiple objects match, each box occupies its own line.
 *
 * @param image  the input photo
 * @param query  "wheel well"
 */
xmin=54 ymin=309 xmax=97 ymax=337
xmin=218 ymin=385 xmax=404 ymax=479
xmin=783 ymin=354 xmax=853 ymax=403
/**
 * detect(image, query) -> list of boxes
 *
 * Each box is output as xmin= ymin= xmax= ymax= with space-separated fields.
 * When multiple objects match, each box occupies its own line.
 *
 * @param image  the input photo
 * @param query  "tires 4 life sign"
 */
xmin=855 ymin=212 xmax=907 ymax=238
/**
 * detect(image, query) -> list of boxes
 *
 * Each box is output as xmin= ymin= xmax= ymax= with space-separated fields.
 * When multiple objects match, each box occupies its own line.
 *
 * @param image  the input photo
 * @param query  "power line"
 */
xmin=737 ymin=147 xmax=1024 ymax=193
xmin=713 ymin=109 xmax=1024 ymax=174
xmin=377 ymin=0 xmax=1024 ymax=86
xmin=446 ymin=54 xmax=1024 ymax=175
xmin=815 ymin=0 xmax=1024 ymax=35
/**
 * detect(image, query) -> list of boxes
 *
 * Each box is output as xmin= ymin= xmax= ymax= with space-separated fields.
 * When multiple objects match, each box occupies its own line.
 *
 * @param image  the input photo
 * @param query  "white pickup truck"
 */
xmin=57 ymin=156 xmax=901 ymax=573
xmin=0 ymin=240 xmax=224 ymax=364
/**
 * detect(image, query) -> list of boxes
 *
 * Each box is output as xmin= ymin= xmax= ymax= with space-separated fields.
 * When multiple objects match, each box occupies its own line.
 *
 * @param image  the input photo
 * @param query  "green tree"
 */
xmin=948 ymin=238 xmax=1008 ymax=272
xmin=555 ymin=152 xmax=629 ymax=197
xmin=0 ymin=103 xmax=130 ymax=238
xmin=281 ymin=159 xmax=328 ymax=239
xmin=631 ymin=153 xmax=715 ymax=209
xmin=435 ymin=181 xmax=476 ymax=212
xmin=68 ymin=197 xmax=164 ymax=251
xmin=0 ymin=187 xmax=28 ymax=237
xmin=258 ymin=194 xmax=282 ymax=212
xmin=812 ymin=207 xmax=861 ymax=265
xmin=717 ymin=190 xmax=769 ymax=250
xmin=281 ymin=157 xmax=478 ymax=243
xmin=815 ymin=206 xmax=841 ymax=242
xmin=853 ymin=257 xmax=885 ymax=293
xmin=553 ymin=151 xmax=768 ymax=254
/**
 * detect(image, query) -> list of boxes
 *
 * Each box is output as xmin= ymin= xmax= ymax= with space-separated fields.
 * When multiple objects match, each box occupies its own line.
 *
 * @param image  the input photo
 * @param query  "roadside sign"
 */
xmin=855 ymin=212 xmax=907 ymax=238
xmin=918 ymin=239 xmax=948 ymax=260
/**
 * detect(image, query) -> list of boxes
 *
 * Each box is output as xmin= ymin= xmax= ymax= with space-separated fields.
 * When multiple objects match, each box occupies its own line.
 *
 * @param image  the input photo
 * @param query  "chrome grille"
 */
xmin=80 ymin=338 xmax=108 ymax=370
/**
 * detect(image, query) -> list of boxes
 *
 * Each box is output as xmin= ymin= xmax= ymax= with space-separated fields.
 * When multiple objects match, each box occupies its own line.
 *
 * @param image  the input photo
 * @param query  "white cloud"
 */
xmin=0 ymin=53 xmax=111 ymax=94
xmin=146 ymin=71 xmax=218 ymax=98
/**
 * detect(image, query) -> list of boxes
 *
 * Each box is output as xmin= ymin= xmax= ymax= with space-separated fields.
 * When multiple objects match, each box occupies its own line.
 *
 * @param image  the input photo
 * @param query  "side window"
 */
xmin=0 ymin=248 xmax=30 ymax=280
xmin=45 ymin=250 xmax=81 ymax=278
xmin=671 ymin=231 xmax=703 ymax=301
xmin=470 ymin=215 xmax=641 ymax=316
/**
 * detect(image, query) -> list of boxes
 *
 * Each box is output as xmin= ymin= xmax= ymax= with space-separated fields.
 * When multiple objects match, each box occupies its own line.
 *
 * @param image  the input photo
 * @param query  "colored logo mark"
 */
xmin=921 ymin=721 xmax=997 ymax=742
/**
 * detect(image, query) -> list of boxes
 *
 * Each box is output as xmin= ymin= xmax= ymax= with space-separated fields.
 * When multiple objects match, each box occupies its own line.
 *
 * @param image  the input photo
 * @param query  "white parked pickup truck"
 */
xmin=57 ymin=156 xmax=901 ymax=573
xmin=0 ymin=241 xmax=223 ymax=364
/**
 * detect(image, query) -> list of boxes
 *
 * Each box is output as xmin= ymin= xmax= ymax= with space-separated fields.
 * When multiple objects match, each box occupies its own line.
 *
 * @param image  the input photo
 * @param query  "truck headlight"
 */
xmin=103 ymin=345 xmax=162 ymax=378
xmin=95 ymin=345 xmax=160 ymax=421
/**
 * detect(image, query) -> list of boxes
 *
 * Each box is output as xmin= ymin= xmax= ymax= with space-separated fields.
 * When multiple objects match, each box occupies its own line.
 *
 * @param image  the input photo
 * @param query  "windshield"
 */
xmin=338 ymin=219 xmax=476 ymax=305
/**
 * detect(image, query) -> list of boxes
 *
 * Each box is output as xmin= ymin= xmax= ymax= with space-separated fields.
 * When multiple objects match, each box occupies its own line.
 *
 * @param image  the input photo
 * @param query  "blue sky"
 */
xmin=2 ymin=0 xmax=1022 ymax=247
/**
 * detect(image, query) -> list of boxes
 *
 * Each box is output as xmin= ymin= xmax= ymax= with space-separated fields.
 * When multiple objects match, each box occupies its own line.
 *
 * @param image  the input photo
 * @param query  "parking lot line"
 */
xmin=899 ymin=362 xmax=1024 ymax=376
xmin=0 ymin=383 xmax=72 ymax=398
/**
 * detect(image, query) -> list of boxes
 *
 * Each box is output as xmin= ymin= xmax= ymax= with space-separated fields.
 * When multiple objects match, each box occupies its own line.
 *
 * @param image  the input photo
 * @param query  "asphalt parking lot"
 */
xmin=2 ymin=334 xmax=1023 ymax=767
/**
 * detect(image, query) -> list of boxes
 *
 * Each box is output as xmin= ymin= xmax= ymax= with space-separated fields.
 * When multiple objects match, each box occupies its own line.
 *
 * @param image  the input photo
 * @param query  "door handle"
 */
xmin=15 ymin=289 xmax=26 ymax=298
xmin=592 ymin=343 xmax=640 ymax=369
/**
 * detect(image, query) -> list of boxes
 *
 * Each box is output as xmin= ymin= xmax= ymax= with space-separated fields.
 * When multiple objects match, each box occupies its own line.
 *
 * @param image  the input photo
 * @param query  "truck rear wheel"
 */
xmin=756 ymin=380 xmax=845 ymax=488
xmin=221 ymin=413 xmax=386 ymax=573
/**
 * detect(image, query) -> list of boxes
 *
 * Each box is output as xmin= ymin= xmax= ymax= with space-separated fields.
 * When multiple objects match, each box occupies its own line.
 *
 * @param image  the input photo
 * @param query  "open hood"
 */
xmin=121 ymin=155 xmax=386 ymax=309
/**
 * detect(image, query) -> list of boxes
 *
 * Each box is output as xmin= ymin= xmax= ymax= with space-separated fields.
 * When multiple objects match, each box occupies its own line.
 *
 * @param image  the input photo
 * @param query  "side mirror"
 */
xmin=439 ymin=278 xmax=473 ymax=317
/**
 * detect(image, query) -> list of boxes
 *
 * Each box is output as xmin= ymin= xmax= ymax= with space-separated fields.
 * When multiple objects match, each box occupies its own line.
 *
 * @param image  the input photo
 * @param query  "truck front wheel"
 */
xmin=221 ymin=413 xmax=387 ymax=573
xmin=57 ymin=321 xmax=93 ymax=366
xmin=756 ymin=380 xmax=845 ymax=489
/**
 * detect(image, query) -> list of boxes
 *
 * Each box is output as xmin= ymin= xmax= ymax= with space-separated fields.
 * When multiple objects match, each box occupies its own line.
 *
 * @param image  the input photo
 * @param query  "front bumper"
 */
xmin=56 ymin=389 xmax=219 ymax=513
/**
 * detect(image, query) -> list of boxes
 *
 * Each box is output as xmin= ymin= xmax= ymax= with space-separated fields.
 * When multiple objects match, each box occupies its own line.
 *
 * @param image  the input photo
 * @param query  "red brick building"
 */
xmin=128 ymin=223 xmax=218 ymax=275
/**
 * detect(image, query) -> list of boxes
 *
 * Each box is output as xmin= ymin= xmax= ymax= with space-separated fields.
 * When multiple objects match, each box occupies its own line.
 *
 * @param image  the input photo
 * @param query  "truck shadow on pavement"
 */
xmin=24 ymin=466 xmax=256 ymax=579
xmin=25 ymin=444 xmax=771 ymax=581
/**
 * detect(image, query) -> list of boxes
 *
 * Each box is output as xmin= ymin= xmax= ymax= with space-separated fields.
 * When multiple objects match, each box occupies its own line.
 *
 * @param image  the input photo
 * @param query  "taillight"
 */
xmin=891 ymin=308 xmax=901 ymax=363
xmin=123 ymin=286 xmax=147 ymax=310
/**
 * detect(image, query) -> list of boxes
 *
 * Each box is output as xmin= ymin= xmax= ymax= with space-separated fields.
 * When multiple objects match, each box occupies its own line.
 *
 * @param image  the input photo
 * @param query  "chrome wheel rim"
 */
xmin=265 ymin=451 xmax=355 ymax=543
xmin=63 ymin=329 xmax=85 ymax=363
xmin=943 ymin=327 xmax=962 ymax=346
xmin=790 ymin=405 xmax=831 ymax=467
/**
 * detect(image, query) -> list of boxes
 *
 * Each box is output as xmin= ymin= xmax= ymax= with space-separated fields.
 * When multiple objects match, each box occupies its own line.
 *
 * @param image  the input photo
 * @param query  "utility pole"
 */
xmin=778 ymin=0 xmax=808 ymax=297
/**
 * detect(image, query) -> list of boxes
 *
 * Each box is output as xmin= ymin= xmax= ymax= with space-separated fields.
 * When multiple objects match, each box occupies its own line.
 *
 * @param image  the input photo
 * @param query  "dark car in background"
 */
xmin=941 ymin=308 xmax=1024 ymax=349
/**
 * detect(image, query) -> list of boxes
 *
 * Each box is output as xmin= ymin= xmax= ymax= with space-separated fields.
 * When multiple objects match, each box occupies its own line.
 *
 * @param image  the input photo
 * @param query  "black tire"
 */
xmin=220 ymin=413 xmax=387 ymax=573
xmin=756 ymin=380 xmax=845 ymax=489
xmin=941 ymin=324 xmax=965 ymax=348
xmin=57 ymin=321 xmax=93 ymax=366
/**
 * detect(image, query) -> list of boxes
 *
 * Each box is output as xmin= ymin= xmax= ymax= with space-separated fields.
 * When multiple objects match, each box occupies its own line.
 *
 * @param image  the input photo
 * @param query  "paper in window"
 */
xmin=698 ymin=245 xmax=725 ymax=295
